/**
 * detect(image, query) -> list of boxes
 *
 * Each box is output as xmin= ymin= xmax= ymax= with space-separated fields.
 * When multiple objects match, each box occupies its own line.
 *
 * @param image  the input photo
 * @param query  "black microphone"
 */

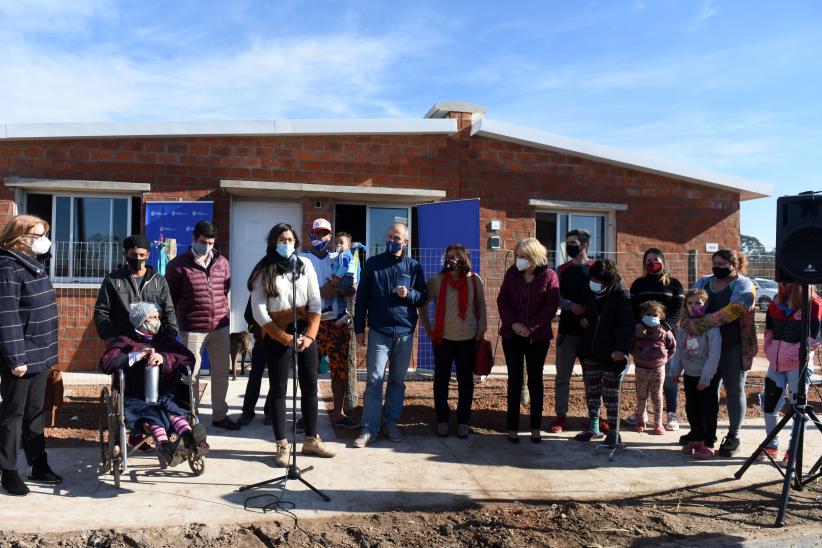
xmin=288 ymin=253 xmax=299 ymax=275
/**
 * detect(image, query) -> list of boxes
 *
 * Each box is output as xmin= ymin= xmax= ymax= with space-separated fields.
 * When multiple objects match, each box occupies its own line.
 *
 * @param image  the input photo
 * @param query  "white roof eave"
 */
xmin=471 ymin=118 xmax=773 ymax=201
xmin=0 ymin=118 xmax=457 ymax=140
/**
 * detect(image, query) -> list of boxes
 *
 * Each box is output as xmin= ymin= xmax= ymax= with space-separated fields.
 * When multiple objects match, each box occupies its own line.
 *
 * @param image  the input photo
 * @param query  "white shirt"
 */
xmin=250 ymin=259 xmax=321 ymax=327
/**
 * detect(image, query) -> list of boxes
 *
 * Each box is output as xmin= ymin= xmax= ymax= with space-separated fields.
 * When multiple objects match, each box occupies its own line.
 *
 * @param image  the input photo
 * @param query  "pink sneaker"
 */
xmin=694 ymin=444 xmax=715 ymax=459
xmin=682 ymin=441 xmax=703 ymax=454
xmin=651 ymin=424 xmax=665 ymax=435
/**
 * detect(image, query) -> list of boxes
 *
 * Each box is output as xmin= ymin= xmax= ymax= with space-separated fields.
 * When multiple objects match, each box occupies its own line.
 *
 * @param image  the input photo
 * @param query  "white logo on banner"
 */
xmin=191 ymin=211 xmax=207 ymax=217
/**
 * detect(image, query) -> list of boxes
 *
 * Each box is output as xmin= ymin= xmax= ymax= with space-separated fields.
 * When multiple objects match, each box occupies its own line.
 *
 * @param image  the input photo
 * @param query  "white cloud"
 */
xmin=0 ymin=5 xmax=429 ymax=122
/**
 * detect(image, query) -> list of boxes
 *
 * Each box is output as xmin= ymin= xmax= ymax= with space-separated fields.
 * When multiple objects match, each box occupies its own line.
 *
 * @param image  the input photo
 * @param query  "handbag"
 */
xmin=471 ymin=275 xmax=494 ymax=376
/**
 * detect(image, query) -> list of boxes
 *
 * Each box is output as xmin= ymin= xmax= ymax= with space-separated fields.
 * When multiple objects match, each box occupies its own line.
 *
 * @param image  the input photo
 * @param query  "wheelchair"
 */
xmin=99 ymin=364 xmax=205 ymax=488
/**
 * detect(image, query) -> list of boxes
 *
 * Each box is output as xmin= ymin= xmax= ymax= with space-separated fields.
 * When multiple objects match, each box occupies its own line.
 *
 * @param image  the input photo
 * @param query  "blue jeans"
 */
xmin=361 ymin=330 xmax=414 ymax=437
xmin=761 ymin=365 xmax=813 ymax=448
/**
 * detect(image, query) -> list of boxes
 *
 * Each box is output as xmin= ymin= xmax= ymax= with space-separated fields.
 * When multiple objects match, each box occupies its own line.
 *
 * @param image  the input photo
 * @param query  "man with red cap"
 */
xmin=300 ymin=219 xmax=359 ymax=429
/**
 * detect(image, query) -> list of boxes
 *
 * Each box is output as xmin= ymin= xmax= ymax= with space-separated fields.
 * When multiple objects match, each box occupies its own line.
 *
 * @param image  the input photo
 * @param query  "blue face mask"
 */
xmin=311 ymin=238 xmax=328 ymax=252
xmin=276 ymin=243 xmax=295 ymax=257
xmin=386 ymin=241 xmax=403 ymax=254
xmin=642 ymin=315 xmax=661 ymax=327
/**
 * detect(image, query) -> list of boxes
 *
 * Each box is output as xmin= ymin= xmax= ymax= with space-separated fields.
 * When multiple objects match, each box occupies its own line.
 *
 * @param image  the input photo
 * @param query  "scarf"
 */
xmin=432 ymin=273 xmax=469 ymax=343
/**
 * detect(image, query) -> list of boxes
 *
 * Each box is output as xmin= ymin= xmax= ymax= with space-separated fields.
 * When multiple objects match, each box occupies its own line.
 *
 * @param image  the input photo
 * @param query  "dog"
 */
xmin=43 ymin=369 xmax=64 ymax=427
xmin=229 ymin=330 xmax=254 ymax=380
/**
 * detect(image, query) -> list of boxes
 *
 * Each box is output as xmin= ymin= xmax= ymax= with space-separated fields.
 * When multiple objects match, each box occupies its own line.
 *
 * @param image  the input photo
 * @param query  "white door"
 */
xmin=229 ymin=200 xmax=302 ymax=331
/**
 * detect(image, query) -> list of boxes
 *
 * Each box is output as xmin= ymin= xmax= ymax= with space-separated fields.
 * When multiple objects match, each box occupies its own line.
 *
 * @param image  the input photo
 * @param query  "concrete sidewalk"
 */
xmin=3 ymin=375 xmax=820 ymax=534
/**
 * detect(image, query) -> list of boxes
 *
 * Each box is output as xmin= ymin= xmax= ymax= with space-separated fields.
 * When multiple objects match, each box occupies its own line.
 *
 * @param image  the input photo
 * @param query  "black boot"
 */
xmin=181 ymin=424 xmax=208 ymax=454
xmin=2 ymin=469 xmax=30 ymax=496
xmin=28 ymin=454 xmax=62 ymax=484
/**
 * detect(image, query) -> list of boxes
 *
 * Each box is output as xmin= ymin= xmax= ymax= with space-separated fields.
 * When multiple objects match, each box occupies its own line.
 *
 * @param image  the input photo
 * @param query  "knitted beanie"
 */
xmin=129 ymin=302 xmax=159 ymax=328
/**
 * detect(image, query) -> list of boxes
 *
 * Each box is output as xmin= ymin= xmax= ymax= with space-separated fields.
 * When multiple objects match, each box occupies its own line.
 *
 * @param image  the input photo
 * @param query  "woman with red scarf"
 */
xmin=420 ymin=244 xmax=487 ymax=439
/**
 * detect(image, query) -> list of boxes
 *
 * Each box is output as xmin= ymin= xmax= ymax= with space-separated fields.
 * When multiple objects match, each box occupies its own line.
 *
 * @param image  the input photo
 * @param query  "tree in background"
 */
xmin=741 ymin=234 xmax=767 ymax=258
xmin=741 ymin=234 xmax=774 ymax=278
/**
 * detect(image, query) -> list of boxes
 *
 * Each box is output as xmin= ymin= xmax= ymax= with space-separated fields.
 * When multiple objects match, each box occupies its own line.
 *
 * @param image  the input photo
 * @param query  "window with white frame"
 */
xmin=536 ymin=211 xmax=608 ymax=266
xmin=26 ymin=193 xmax=141 ymax=284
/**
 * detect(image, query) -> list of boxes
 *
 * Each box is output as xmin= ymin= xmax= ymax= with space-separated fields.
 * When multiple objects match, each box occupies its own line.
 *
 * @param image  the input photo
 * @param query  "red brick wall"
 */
xmin=0 ymin=131 xmax=741 ymax=371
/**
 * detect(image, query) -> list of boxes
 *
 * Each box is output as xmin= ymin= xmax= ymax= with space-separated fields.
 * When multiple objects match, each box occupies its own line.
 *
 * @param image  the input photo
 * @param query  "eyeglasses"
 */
xmin=25 ymin=232 xmax=48 ymax=238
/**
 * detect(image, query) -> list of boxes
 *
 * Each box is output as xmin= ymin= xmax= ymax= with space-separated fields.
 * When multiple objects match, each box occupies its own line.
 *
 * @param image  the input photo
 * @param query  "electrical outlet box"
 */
xmin=490 ymin=220 xmax=501 ymax=231
xmin=489 ymin=236 xmax=502 ymax=249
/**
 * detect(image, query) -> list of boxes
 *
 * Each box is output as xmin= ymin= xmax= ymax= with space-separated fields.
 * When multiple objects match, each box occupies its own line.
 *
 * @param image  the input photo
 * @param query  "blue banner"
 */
xmin=144 ymin=201 xmax=214 ymax=272
xmin=416 ymin=199 xmax=481 ymax=372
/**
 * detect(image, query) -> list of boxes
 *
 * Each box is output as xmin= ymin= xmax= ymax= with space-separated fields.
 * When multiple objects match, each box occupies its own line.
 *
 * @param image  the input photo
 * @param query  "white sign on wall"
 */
xmin=706 ymin=243 xmax=719 ymax=252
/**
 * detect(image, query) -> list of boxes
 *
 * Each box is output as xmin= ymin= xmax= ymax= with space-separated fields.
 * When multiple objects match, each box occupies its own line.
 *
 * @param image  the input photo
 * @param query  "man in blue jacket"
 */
xmin=353 ymin=223 xmax=427 ymax=447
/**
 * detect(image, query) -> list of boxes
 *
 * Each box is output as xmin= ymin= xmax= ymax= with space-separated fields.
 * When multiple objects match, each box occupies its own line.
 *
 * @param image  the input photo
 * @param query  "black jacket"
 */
xmin=0 ymin=248 xmax=59 ymax=374
xmin=578 ymin=278 xmax=634 ymax=368
xmin=94 ymin=265 xmax=178 ymax=341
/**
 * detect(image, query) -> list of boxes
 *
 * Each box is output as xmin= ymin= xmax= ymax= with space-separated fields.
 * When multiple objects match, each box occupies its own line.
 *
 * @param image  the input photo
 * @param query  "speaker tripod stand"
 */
xmin=238 ymin=255 xmax=330 ymax=504
xmin=734 ymin=283 xmax=822 ymax=526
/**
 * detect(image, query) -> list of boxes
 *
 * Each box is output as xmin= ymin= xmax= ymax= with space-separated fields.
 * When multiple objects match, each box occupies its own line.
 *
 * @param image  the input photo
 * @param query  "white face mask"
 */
xmin=29 ymin=236 xmax=52 ymax=256
xmin=515 ymin=258 xmax=530 ymax=271
xmin=589 ymin=280 xmax=604 ymax=293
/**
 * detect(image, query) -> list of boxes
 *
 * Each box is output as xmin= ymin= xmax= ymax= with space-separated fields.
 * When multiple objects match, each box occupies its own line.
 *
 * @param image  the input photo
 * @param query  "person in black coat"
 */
xmin=0 ymin=215 xmax=62 ymax=496
xmin=94 ymin=234 xmax=178 ymax=344
xmin=574 ymin=259 xmax=634 ymax=444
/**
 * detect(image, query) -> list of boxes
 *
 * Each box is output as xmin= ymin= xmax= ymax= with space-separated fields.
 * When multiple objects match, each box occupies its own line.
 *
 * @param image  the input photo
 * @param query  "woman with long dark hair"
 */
xmin=420 ymin=244 xmax=487 ymax=439
xmin=684 ymin=249 xmax=756 ymax=457
xmin=248 ymin=223 xmax=335 ymax=466
xmin=628 ymin=248 xmax=685 ymax=431
xmin=0 ymin=215 xmax=62 ymax=496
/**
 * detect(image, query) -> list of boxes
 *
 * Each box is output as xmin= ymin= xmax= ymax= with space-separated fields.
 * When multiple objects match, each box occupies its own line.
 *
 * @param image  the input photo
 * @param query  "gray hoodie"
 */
xmin=668 ymin=326 xmax=722 ymax=386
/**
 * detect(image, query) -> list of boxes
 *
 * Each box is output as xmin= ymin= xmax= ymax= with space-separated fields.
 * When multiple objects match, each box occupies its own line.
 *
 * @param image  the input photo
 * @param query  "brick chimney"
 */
xmin=424 ymin=101 xmax=486 ymax=131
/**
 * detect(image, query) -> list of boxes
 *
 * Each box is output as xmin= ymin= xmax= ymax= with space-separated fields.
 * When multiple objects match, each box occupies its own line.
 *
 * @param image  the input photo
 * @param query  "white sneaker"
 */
xmin=665 ymin=412 xmax=680 ymax=431
xmin=353 ymin=432 xmax=373 ymax=448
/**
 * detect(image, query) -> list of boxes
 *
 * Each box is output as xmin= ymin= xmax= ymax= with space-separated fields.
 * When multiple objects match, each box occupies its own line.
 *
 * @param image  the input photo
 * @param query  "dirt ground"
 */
xmin=23 ymin=374 xmax=822 ymax=547
xmin=2 ymin=480 xmax=820 ymax=547
xmin=46 ymin=373 xmax=822 ymax=444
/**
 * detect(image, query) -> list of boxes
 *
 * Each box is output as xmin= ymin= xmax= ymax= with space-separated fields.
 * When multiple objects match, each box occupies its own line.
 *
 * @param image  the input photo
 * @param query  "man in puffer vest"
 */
xmin=166 ymin=221 xmax=239 ymax=431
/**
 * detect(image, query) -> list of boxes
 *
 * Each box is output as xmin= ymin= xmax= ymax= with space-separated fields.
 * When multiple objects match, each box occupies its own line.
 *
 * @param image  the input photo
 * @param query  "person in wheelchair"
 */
xmin=99 ymin=302 xmax=208 ymax=467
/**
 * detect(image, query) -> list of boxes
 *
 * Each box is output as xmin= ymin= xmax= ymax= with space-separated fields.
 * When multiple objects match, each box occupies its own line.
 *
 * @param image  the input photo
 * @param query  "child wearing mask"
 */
xmin=669 ymin=289 xmax=722 ymax=458
xmin=99 ymin=302 xmax=209 ymax=467
xmin=329 ymin=232 xmax=362 ymax=325
xmin=631 ymin=301 xmax=677 ymax=435
xmin=574 ymin=260 xmax=634 ymax=444
xmin=759 ymin=283 xmax=821 ymax=462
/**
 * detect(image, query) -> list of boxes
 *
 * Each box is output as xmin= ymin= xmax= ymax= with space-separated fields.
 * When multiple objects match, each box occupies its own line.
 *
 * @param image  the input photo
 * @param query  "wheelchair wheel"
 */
xmin=101 ymin=386 xmax=125 ymax=488
xmin=98 ymin=387 xmax=112 ymax=474
xmin=188 ymin=454 xmax=205 ymax=476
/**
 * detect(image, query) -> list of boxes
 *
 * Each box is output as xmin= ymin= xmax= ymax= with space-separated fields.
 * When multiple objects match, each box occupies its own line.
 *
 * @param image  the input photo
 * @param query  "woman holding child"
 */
xmin=682 ymin=249 xmax=756 ymax=457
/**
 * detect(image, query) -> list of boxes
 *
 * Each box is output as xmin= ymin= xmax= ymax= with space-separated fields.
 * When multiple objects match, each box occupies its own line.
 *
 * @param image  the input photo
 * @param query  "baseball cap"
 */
xmin=311 ymin=218 xmax=332 ymax=233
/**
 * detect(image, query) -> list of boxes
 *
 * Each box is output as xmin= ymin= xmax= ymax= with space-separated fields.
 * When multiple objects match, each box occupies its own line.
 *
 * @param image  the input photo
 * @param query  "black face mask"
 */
xmin=566 ymin=244 xmax=581 ymax=259
xmin=712 ymin=266 xmax=732 ymax=280
xmin=444 ymin=258 xmax=461 ymax=272
xmin=126 ymin=257 xmax=146 ymax=272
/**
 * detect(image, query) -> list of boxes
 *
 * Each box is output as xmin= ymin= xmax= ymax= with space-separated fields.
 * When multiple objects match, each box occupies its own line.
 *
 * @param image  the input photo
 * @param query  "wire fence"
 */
xmin=5 ymin=245 xmax=795 ymax=446
xmin=50 ymin=247 xmax=779 ymax=378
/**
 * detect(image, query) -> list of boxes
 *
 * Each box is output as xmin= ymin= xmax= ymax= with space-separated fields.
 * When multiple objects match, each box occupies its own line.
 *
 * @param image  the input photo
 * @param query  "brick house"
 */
xmin=0 ymin=102 xmax=772 ymax=372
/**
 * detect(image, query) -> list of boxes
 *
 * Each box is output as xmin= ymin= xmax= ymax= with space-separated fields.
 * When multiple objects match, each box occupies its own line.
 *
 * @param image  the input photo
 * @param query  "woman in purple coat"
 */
xmin=497 ymin=238 xmax=560 ymax=443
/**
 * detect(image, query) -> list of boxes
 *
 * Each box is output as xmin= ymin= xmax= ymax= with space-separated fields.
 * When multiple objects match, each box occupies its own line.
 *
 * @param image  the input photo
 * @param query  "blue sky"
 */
xmin=2 ymin=0 xmax=820 ymax=249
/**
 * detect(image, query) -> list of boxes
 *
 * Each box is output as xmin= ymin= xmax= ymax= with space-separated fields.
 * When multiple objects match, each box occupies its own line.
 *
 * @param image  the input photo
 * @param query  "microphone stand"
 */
xmin=238 ymin=254 xmax=330 ymax=502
